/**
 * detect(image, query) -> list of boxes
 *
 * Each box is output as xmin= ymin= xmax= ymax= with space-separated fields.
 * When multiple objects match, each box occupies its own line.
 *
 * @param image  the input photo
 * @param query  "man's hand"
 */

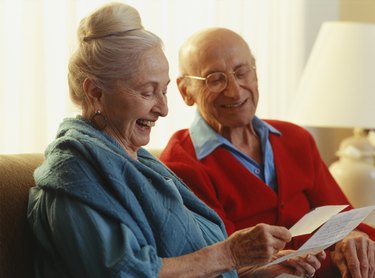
xmin=331 ymin=230 xmax=375 ymax=278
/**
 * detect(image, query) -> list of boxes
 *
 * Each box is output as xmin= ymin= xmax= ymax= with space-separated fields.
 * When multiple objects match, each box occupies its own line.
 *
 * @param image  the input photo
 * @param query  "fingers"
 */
xmin=285 ymin=258 xmax=315 ymax=277
xmin=331 ymin=248 xmax=350 ymax=277
xmin=356 ymin=237 xmax=369 ymax=278
xmin=347 ymin=236 xmax=375 ymax=278
xmin=227 ymin=224 xmax=292 ymax=268
xmin=316 ymin=250 xmax=327 ymax=262
xmin=267 ymin=224 xmax=292 ymax=243
xmin=333 ymin=234 xmax=375 ymax=278
xmin=256 ymin=224 xmax=291 ymax=254
xmin=343 ymin=239 xmax=361 ymax=278
xmin=281 ymin=252 xmax=325 ymax=277
xmin=256 ymin=224 xmax=292 ymax=255
xmin=367 ymin=241 xmax=375 ymax=278
xmin=304 ymin=253 xmax=322 ymax=273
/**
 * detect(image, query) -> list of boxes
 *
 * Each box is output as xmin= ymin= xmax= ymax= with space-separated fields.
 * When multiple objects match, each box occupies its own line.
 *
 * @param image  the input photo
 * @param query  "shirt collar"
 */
xmin=189 ymin=110 xmax=281 ymax=160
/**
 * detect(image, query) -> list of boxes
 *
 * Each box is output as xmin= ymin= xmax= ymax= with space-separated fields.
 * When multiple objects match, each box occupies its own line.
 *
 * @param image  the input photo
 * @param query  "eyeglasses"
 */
xmin=183 ymin=65 xmax=256 ymax=93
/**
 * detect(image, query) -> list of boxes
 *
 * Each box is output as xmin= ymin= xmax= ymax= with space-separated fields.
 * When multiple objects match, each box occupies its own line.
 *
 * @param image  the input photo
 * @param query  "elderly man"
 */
xmin=160 ymin=27 xmax=375 ymax=278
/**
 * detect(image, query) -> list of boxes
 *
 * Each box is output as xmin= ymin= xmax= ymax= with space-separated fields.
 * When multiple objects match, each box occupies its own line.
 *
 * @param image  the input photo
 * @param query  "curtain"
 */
xmin=0 ymin=0 xmax=338 ymax=154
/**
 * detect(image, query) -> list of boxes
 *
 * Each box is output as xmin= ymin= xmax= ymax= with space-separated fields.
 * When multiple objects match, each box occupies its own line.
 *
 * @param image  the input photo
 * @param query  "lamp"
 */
xmin=289 ymin=21 xmax=375 ymax=225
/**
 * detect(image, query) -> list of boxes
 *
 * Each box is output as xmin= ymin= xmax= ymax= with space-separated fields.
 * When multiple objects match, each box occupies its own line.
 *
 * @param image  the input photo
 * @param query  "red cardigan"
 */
xmin=160 ymin=120 xmax=375 ymax=277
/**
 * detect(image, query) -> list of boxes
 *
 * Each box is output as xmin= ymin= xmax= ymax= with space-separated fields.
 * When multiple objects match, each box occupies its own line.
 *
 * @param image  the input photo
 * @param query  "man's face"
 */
xmin=185 ymin=32 xmax=259 ymax=134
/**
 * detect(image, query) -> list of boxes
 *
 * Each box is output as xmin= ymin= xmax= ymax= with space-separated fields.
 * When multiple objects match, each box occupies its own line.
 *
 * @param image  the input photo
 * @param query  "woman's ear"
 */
xmin=83 ymin=78 xmax=102 ymax=105
xmin=176 ymin=77 xmax=195 ymax=106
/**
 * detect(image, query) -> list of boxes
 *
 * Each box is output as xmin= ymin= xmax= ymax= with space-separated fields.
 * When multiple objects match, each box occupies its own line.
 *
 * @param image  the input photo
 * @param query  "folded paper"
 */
xmin=266 ymin=205 xmax=375 ymax=266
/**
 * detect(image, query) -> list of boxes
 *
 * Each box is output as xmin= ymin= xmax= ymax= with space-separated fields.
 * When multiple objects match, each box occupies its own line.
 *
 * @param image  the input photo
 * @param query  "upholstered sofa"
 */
xmin=0 ymin=153 xmax=44 ymax=278
xmin=0 ymin=150 xmax=161 ymax=278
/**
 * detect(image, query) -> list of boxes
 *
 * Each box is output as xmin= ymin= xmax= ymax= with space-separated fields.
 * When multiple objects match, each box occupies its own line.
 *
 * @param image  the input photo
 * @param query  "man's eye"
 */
xmin=235 ymin=67 xmax=250 ymax=78
xmin=207 ymin=73 xmax=225 ymax=84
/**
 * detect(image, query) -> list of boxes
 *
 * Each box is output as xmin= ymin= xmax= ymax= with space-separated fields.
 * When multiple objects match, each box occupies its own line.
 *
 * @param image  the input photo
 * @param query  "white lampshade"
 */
xmin=288 ymin=21 xmax=375 ymax=226
xmin=289 ymin=21 xmax=375 ymax=129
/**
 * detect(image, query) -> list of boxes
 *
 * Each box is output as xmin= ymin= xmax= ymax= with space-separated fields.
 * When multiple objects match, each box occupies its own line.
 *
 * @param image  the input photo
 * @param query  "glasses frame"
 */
xmin=183 ymin=65 xmax=256 ymax=93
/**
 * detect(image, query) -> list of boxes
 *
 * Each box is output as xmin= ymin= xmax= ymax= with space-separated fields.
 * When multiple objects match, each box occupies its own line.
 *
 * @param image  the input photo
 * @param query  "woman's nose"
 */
xmin=153 ymin=94 xmax=168 ymax=117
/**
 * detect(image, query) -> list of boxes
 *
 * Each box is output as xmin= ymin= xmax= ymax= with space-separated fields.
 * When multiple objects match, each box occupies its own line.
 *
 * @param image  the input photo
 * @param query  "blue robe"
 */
xmin=27 ymin=117 xmax=236 ymax=278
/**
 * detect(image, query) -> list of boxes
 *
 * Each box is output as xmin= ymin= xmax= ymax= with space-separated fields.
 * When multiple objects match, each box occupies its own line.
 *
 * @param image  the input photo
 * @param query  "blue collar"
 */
xmin=189 ymin=111 xmax=280 ymax=160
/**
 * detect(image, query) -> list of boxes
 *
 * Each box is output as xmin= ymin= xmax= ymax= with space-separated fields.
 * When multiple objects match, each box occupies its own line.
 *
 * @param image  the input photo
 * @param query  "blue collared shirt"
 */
xmin=190 ymin=111 xmax=280 ymax=191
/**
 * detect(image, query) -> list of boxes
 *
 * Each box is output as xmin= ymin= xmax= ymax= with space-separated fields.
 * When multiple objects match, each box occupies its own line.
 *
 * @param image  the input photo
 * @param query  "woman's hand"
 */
xmin=226 ymin=223 xmax=292 ymax=268
xmin=160 ymin=224 xmax=293 ymax=278
xmin=278 ymin=250 xmax=326 ymax=277
xmin=238 ymin=250 xmax=326 ymax=278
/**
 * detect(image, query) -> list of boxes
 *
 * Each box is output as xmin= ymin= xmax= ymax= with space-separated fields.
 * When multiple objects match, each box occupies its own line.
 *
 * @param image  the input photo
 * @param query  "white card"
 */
xmin=266 ymin=205 xmax=375 ymax=266
xmin=289 ymin=205 xmax=348 ymax=237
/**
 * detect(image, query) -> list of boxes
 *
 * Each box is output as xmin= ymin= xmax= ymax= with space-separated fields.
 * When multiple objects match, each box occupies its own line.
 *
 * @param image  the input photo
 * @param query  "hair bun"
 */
xmin=78 ymin=3 xmax=144 ymax=43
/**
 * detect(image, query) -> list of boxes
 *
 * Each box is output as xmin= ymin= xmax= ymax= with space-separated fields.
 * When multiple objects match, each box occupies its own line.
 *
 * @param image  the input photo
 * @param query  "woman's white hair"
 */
xmin=68 ymin=2 xmax=163 ymax=108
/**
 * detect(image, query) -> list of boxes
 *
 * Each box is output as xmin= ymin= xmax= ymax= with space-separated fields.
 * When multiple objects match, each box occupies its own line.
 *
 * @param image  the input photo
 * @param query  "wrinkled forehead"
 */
xmin=119 ymin=47 xmax=169 ymax=87
xmin=186 ymin=31 xmax=253 ymax=73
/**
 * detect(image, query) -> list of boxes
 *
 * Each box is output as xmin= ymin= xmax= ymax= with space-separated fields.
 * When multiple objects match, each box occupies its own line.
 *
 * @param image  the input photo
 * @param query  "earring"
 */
xmin=90 ymin=110 xmax=107 ymax=130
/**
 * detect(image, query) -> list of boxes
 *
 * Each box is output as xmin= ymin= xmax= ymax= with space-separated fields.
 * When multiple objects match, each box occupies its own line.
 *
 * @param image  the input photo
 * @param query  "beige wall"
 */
xmin=314 ymin=0 xmax=375 ymax=166
xmin=340 ymin=0 xmax=375 ymax=22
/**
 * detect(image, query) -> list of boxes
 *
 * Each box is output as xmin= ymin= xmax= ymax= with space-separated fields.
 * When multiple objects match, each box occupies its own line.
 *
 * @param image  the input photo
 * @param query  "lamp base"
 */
xmin=329 ymin=129 xmax=375 ymax=226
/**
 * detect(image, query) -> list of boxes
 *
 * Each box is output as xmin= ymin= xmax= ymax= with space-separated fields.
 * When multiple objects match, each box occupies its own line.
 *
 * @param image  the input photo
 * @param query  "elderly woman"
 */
xmin=27 ymin=3 xmax=324 ymax=278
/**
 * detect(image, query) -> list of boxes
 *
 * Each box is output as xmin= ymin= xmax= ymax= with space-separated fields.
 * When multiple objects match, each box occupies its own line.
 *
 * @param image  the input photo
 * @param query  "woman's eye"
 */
xmin=141 ymin=90 xmax=154 ymax=97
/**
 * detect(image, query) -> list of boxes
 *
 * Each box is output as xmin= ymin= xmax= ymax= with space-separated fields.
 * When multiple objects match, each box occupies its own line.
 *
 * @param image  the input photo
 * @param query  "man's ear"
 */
xmin=176 ymin=77 xmax=195 ymax=106
xmin=83 ymin=78 xmax=102 ymax=105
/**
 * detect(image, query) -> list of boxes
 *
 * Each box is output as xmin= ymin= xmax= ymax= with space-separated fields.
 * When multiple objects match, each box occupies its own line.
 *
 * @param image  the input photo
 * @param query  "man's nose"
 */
xmin=223 ymin=73 xmax=241 ymax=98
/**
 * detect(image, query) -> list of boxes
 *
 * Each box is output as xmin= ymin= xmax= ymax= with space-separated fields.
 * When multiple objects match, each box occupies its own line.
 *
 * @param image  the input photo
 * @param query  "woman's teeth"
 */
xmin=137 ymin=119 xmax=155 ymax=127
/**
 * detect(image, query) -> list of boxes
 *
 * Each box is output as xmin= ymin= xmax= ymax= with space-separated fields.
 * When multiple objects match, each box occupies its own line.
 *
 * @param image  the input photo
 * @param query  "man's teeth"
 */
xmin=137 ymin=120 xmax=155 ymax=127
xmin=223 ymin=102 xmax=242 ymax=108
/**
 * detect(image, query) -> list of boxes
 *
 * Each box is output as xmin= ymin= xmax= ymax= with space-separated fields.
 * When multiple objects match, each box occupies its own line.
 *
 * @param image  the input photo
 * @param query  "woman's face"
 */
xmin=100 ymin=47 xmax=169 ymax=154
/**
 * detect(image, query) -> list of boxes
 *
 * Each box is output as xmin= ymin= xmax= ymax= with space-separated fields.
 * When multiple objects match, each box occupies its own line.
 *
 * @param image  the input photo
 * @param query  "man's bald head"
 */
xmin=178 ymin=28 xmax=254 ymax=76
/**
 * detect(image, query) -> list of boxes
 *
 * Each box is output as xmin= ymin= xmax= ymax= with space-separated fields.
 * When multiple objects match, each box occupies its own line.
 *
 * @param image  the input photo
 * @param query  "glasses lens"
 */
xmin=234 ymin=66 xmax=255 ymax=87
xmin=206 ymin=72 xmax=227 ymax=93
xmin=235 ymin=66 xmax=251 ymax=79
